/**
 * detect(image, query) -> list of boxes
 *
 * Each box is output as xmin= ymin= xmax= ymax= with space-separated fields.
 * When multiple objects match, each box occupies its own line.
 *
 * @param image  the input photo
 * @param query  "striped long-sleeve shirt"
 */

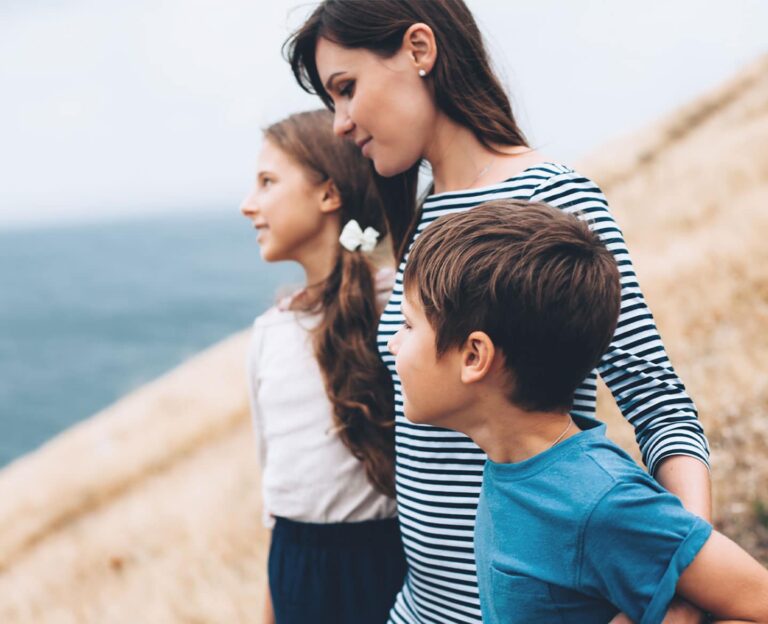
xmin=376 ymin=162 xmax=710 ymax=624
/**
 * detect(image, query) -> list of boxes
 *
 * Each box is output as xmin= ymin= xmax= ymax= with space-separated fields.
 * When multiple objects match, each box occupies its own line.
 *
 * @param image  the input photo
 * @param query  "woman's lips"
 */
xmin=359 ymin=137 xmax=372 ymax=157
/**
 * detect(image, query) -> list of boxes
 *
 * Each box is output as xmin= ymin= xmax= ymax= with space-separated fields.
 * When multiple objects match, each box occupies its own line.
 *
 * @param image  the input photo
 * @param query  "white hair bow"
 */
xmin=339 ymin=219 xmax=380 ymax=253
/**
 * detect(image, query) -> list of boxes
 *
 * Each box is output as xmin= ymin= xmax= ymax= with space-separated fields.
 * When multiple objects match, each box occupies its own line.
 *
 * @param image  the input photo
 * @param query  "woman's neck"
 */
xmin=425 ymin=113 xmax=542 ymax=194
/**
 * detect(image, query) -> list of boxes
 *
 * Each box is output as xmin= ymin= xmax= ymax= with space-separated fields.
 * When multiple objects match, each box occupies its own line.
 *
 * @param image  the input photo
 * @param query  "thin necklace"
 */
xmin=550 ymin=416 xmax=574 ymax=448
xmin=466 ymin=159 xmax=493 ymax=188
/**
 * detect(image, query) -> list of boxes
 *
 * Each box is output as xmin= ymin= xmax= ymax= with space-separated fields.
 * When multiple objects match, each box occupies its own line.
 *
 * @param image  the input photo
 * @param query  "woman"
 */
xmin=241 ymin=109 xmax=406 ymax=624
xmin=285 ymin=3 xmax=711 ymax=623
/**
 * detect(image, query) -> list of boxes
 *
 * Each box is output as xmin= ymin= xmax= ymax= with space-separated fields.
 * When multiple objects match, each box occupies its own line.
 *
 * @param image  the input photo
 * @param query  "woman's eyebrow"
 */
xmin=324 ymin=71 xmax=346 ymax=92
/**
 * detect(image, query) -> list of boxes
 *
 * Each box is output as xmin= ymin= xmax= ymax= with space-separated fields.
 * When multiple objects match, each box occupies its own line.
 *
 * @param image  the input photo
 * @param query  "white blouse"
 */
xmin=247 ymin=304 xmax=397 ymax=528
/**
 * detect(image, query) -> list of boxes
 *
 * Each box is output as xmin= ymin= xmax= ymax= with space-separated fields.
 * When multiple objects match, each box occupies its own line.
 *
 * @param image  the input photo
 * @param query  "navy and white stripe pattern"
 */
xmin=378 ymin=163 xmax=710 ymax=624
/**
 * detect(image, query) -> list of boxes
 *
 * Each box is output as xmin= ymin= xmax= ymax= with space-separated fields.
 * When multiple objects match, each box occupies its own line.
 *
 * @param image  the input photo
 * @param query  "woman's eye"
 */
xmin=260 ymin=178 xmax=273 ymax=188
xmin=339 ymin=80 xmax=355 ymax=97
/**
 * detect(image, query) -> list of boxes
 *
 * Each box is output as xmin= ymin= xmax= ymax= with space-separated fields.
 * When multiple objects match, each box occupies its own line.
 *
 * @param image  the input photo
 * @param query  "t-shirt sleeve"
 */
xmin=246 ymin=319 xmax=274 ymax=528
xmin=579 ymin=479 xmax=712 ymax=624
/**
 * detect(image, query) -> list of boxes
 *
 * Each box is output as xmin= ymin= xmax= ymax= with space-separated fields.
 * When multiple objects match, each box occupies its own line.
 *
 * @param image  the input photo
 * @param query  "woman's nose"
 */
xmin=333 ymin=108 xmax=354 ymax=137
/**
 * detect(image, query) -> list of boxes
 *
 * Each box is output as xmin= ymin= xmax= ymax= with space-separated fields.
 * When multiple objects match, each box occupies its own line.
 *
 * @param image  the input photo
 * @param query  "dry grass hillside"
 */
xmin=580 ymin=54 xmax=768 ymax=559
xmin=0 ymin=55 xmax=766 ymax=622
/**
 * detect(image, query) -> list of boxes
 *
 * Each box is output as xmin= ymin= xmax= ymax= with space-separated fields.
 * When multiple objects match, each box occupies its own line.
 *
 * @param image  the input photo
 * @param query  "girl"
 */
xmin=285 ymin=2 xmax=712 ymax=623
xmin=240 ymin=109 xmax=406 ymax=624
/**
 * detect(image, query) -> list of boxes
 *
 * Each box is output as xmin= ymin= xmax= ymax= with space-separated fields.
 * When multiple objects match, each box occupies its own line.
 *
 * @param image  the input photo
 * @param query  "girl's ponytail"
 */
xmin=314 ymin=248 xmax=395 ymax=497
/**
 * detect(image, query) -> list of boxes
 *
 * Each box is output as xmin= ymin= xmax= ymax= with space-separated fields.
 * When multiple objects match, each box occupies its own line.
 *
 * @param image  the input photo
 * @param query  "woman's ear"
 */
xmin=319 ymin=179 xmax=342 ymax=214
xmin=460 ymin=331 xmax=495 ymax=385
xmin=402 ymin=22 xmax=437 ymax=75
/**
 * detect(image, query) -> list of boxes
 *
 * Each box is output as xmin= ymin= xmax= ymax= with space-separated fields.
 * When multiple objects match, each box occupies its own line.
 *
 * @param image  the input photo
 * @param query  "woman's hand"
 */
xmin=662 ymin=598 xmax=704 ymax=623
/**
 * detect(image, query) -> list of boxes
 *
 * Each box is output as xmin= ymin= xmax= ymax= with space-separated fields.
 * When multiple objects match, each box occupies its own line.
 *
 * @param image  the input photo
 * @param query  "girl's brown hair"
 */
xmin=264 ymin=109 xmax=396 ymax=498
xmin=285 ymin=0 xmax=529 ymax=259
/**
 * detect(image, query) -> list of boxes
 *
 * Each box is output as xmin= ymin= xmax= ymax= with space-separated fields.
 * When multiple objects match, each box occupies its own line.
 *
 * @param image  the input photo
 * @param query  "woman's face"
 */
xmin=240 ymin=139 xmax=331 ymax=264
xmin=316 ymin=37 xmax=436 ymax=177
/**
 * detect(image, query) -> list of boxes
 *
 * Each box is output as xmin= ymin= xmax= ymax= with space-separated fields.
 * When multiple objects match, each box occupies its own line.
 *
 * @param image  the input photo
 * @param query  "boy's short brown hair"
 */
xmin=403 ymin=200 xmax=621 ymax=412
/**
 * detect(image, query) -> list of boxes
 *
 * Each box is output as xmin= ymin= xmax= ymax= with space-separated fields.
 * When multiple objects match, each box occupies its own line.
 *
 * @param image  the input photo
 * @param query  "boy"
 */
xmin=388 ymin=200 xmax=768 ymax=623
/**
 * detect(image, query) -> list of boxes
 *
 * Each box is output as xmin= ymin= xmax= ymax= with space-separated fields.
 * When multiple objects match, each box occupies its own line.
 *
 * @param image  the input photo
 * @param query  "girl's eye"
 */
xmin=402 ymin=320 xmax=412 ymax=331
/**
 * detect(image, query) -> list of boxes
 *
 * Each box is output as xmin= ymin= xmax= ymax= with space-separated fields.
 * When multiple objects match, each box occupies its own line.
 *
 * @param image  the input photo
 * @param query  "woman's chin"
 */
xmin=373 ymin=156 xmax=415 ymax=179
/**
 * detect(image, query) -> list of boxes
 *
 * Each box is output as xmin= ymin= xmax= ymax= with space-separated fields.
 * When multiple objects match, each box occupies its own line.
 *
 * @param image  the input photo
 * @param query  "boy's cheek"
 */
xmin=401 ymin=396 xmax=421 ymax=424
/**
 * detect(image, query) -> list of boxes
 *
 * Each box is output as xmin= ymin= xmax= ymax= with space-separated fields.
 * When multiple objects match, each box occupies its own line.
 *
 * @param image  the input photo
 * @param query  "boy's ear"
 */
xmin=460 ymin=331 xmax=496 ymax=385
xmin=319 ymin=180 xmax=342 ymax=214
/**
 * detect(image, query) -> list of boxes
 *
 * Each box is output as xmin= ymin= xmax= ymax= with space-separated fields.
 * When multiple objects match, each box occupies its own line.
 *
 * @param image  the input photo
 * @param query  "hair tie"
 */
xmin=339 ymin=219 xmax=380 ymax=253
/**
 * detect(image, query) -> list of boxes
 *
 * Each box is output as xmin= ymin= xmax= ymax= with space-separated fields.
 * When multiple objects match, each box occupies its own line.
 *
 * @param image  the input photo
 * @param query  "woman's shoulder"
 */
xmin=521 ymin=162 xmax=601 ymax=190
xmin=423 ymin=162 xmax=597 ymax=206
xmin=516 ymin=162 xmax=609 ymax=210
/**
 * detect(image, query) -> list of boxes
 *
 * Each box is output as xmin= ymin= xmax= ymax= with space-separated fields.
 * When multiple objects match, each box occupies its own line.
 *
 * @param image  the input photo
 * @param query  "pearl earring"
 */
xmin=418 ymin=68 xmax=427 ymax=77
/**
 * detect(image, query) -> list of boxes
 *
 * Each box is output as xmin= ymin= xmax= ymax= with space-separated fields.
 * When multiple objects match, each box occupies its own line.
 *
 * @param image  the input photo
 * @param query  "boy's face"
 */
xmin=387 ymin=289 xmax=470 ymax=427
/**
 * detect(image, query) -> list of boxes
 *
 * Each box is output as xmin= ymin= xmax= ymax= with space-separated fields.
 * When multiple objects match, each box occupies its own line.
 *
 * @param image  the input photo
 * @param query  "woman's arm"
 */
xmin=531 ymin=171 xmax=710 ymax=476
xmin=655 ymin=455 xmax=712 ymax=520
xmin=533 ymin=171 xmax=712 ymax=624
xmin=677 ymin=530 xmax=768 ymax=622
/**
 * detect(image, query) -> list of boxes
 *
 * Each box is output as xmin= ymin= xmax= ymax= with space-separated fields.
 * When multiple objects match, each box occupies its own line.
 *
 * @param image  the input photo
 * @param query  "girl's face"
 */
xmin=316 ymin=37 xmax=436 ymax=177
xmin=240 ymin=139 xmax=335 ymax=264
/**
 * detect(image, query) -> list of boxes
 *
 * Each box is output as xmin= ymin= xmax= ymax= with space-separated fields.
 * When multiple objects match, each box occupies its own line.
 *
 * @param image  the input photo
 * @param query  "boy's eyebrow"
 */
xmin=400 ymin=300 xmax=413 ymax=324
xmin=324 ymin=71 xmax=345 ymax=92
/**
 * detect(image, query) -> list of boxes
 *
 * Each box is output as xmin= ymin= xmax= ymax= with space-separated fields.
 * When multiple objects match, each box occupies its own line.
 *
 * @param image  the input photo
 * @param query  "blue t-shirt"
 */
xmin=474 ymin=415 xmax=712 ymax=624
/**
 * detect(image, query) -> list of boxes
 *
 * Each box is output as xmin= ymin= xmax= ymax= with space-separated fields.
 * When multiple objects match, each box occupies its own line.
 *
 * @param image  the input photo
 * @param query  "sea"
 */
xmin=0 ymin=211 xmax=301 ymax=468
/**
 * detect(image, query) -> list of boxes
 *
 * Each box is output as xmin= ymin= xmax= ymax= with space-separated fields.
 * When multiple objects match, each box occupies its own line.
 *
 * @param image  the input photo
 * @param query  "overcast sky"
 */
xmin=1 ymin=0 xmax=766 ymax=228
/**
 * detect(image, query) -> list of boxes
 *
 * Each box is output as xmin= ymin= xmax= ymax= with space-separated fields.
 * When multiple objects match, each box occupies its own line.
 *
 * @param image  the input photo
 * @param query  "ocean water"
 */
xmin=0 ymin=212 xmax=301 ymax=468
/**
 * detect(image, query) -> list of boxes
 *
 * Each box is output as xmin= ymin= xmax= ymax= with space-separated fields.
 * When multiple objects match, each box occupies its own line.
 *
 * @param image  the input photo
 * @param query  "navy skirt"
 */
xmin=268 ymin=516 xmax=407 ymax=624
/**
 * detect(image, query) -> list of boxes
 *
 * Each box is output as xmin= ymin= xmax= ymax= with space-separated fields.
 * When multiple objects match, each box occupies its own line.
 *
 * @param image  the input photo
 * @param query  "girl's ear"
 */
xmin=319 ymin=179 xmax=342 ymax=214
xmin=460 ymin=331 xmax=495 ymax=385
xmin=402 ymin=22 xmax=437 ymax=75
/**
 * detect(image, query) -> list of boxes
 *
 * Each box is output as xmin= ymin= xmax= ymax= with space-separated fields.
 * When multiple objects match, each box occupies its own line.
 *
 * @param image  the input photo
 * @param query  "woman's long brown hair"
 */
xmin=285 ymin=0 xmax=529 ymax=260
xmin=264 ymin=110 xmax=396 ymax=498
